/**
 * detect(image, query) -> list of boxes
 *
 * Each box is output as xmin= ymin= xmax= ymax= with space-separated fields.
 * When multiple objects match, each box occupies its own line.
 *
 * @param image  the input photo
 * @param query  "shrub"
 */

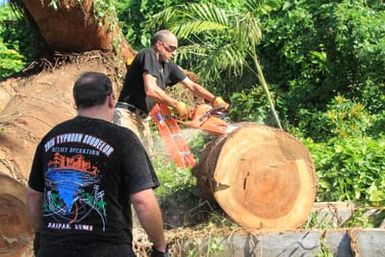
xmin=306 ymin=136 xmax=385 ymax=205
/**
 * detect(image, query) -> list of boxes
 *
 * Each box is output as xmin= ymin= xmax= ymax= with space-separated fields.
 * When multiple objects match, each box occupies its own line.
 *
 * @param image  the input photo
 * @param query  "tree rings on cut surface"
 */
xmin=0 ymin=174 xmax=32 ymax=257
xmin=195 ymin=123 xmax=317 ymax=229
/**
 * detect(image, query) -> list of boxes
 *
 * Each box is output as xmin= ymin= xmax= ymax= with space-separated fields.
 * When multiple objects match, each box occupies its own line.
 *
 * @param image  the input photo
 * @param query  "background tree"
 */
xmin=0 ymin=2 xmax=38 ymax=77
xmin=258 ymin=0 xmax=385 ymax=203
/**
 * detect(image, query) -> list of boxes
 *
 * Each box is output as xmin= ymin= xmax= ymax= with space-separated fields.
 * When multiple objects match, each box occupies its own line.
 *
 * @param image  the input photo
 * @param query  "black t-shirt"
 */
xmin=28 ymin=116 xmax=159 ymax=248
xmin=118 ymin=47 xmax=186 ymax=113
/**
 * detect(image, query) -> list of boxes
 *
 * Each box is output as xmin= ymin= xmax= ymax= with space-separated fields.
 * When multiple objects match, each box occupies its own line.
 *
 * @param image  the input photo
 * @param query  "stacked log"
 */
xmin=195 ymin=123 xmax=317 ymax=229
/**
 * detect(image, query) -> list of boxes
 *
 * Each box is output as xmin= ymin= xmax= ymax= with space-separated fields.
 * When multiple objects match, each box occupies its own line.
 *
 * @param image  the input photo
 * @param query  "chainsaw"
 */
xmin=150 ymin=103 xmax=237 ymax=168
xmin=177 ymin=104 xmax=237 ymax=136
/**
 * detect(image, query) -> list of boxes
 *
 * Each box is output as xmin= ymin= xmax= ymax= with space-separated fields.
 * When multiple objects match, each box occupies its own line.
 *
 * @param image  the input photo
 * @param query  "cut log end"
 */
xmin=0 ymin=174 xmax=33 ymax=257
xmin=195 ymin=124 xmax=317 ymax=229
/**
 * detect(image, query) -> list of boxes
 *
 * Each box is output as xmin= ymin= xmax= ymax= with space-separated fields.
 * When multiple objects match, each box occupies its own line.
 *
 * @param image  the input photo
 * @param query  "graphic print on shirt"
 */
xmin=43 ymin=133 xmax=114 ymax=232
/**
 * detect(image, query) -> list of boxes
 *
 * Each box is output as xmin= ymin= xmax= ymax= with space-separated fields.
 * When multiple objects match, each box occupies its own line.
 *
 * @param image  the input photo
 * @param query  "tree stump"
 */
xmin=195 ymin=123 xmax=317 ymax=229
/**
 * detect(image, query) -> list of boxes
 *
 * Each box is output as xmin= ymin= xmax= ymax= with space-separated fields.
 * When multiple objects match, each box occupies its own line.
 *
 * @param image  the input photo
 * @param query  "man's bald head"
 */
xmin=151 ymin=30 xmax=177 ymax=46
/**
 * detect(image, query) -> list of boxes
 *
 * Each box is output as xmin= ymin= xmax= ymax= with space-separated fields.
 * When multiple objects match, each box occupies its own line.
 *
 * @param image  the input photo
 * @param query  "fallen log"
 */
xmin=195 ymin=123 xmax=317 ymax=229
xmin=19 ymin=0 xmax=135 ymax=61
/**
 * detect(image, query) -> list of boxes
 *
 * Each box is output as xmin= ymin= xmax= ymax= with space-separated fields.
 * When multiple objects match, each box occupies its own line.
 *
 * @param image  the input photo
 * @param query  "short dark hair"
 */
xmin=73 ymin=72 xmax=112 ymax=108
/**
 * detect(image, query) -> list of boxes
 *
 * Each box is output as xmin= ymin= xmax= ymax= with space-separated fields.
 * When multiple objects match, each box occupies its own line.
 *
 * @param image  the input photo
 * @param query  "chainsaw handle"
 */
xmin=208 ymin=105 xmax=226 ymax=114
xmin=199 ymin=105 xmax=227 ymax=122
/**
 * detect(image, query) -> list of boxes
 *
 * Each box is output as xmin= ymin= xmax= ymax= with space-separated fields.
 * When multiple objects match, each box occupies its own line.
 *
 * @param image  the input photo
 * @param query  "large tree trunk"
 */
xmin=0 ymin=53 xmax=120 ymax=257
xmin=21 ymin=0 xmax=135 ymax=61
xmin=195 ymin=123 xmax=317 ymax=229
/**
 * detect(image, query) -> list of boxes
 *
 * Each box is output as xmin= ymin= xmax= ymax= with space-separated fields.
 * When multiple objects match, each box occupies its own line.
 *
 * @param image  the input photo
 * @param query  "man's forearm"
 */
xmin=26 ymin=187 xmax=43 ymax=232
xmin=143 ymin=73 xmax=179 ymax=108
xmin=147 ymin=86 xmax=179 ymax=108
xmin=131 ymin=189 xmax=167 ymax=252
xmin=182 ymin=77 xmax=215 ymax=102
xmin=136 ymin=201 xmax=166 ymax=251
xmin=193 ymin=85 xmax=215 ymax=102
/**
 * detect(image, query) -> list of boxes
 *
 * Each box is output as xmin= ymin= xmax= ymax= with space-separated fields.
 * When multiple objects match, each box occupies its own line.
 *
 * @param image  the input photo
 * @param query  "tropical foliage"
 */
xmin=1 ymin=0 xmax=384 ymax=205
xmin=0 ymin=2 xmax=41 ymax=77
xmin=0 ymin=3 xmax=24 ymax=77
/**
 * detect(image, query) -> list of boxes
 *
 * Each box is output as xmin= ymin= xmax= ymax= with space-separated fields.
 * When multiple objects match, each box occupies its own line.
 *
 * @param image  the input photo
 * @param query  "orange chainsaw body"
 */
xmin=178 ymin=104 xmax=229 ymax=136
xmin=150 ymin=103 xmax=231 ymax=168
xmin=150 ymin=103 xmax=196 ymax=168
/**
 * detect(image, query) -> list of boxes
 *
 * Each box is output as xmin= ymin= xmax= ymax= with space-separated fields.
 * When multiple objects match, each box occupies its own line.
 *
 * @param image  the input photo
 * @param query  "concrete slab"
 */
xmin=309 ymin=202 xmax=384 ymax=228
xmin=325 ymin=230 xmax=352 ymax=257
xmin=180 ymin=229 xmax=385 ymax=257
xmin=353 ymin=229 xmax=385 ymax=257
xmin=226 ymin=231 xmax=321 ymax=257
xmin=311 ymin=202 xmax=354 ymax=227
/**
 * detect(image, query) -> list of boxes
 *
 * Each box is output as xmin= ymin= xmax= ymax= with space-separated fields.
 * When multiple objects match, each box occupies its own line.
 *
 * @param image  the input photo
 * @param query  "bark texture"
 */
xmin=22 ymin=0 xmax=135 ymax=61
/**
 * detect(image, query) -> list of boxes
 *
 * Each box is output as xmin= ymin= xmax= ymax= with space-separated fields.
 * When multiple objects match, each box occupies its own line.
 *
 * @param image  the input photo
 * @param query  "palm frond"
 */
xmin=172 ymin=21 xmax=229 ymax=39
xmin=187 ymin=3 xmax=229 ymax=26
xmin=174 ymin=43 xmax=209 ymax=64
xmin=8 ymin=0 xmax=26 ymax=17
xmin=217 ymin=44 xmax=246 ymax=72
xmin=235 ymin=13 xmax=262 ymax=48
xmin=243 ymin=0 xmax=264 ymax=13
xmin=176 ymin=43 xmax=247 ymax=83
xmin=149 ymin=6 xmax=179 ymax=31
xmin=149 ymin=3 xmax=231 ymax=39
xmin=243 ymin=0 xmax=282 ymax=15
xmin=168 ymin=3 xmax=230 ymax=39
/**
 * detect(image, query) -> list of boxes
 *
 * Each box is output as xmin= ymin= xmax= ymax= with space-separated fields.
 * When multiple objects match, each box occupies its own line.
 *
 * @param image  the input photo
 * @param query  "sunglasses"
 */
xmin=162 ymin=42 xmax=177 ymax=52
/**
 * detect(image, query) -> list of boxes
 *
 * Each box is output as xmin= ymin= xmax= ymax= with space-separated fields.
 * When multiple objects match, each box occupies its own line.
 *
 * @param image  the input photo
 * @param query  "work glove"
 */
xmin=174 ymin=101 xmax=189 ymax=117
xmin=151 ymin=246 xmax=169 ymax=257
xmin=126 ymin=57 xmax=134 ymax=66
xmin=212 ymin=96 xmax=230 ymax=111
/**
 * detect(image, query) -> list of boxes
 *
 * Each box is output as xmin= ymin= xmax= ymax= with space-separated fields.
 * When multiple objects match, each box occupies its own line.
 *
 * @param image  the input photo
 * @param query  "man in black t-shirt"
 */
xmin=27 ymin=72 xmax=168 ymax=257
xmin=115 ymin=30 xmax=230 ymax=150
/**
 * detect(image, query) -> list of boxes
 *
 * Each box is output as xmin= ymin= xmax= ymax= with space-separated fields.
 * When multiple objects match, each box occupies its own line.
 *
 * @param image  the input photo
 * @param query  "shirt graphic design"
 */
xmin=43 ymin=133 xmax=114 ymax=232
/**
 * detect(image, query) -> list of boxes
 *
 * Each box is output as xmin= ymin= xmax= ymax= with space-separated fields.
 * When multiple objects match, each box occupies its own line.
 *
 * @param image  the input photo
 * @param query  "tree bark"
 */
xmin=21 ymin=0 xmax=135 ymax=61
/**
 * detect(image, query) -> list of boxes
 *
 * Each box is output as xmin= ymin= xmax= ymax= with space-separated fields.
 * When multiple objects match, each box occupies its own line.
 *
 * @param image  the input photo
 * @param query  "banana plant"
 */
xmin=149 ymin=0 xmax=283 ymax=129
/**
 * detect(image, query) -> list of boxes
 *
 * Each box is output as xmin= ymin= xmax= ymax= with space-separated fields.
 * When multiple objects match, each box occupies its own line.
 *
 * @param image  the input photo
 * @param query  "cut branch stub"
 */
xmin=195 ymin=123 xmax=317 ymax=229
